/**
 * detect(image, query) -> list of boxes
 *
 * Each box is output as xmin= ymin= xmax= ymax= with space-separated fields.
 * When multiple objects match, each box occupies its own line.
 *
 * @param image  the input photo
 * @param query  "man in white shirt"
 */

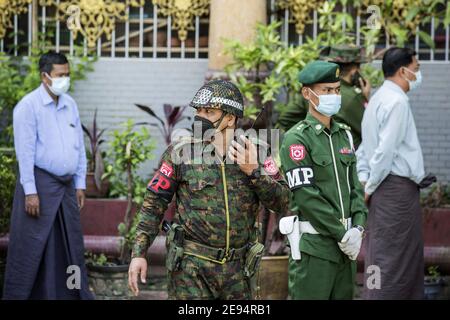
xmin=357 ymin=47 xmax=433 ymax=299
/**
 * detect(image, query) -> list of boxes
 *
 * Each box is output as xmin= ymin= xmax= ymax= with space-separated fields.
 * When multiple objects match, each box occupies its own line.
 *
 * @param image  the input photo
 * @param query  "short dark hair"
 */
xmin=382 ymin=47 xmax=417 ymax=78
xmin=39 ymin=51 xmax=69 ymax=74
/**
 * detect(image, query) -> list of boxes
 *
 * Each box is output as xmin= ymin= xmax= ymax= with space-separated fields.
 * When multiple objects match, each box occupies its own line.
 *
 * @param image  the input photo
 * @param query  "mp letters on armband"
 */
xmin=147 ymin=161 xmax=177 ymax=202
xmin=285 ymin=166 xmax=315 ymax=190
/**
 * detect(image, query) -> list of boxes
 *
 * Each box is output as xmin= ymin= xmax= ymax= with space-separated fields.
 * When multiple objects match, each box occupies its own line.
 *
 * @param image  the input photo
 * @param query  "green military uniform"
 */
xmin=280 ymin=61 xmax=367 ymax=299
xmin=277 ymin=45 xmax=368 ymax=148
xmin=277 ymin=94 xmax=309 ymax=132
xmin=132 ymin=80 xmax=290 ymax=300
xmin=333 ymin=79 xmax=366 ymax=147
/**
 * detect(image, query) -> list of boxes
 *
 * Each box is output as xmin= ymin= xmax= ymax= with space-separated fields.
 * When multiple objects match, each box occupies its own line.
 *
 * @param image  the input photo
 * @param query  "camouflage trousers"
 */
xmin=167 ymin=255 xmax=251 ymax=300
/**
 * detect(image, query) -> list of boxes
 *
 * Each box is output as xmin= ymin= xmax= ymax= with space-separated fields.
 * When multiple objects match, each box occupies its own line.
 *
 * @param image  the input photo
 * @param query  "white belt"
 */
xmin=279 ymin=216 xmax=352 ymax=260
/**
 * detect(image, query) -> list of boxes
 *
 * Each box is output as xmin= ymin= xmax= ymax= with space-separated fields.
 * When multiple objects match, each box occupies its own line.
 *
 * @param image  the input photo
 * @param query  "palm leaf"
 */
xmin=134 ymin=103 xmax=165 ymax=128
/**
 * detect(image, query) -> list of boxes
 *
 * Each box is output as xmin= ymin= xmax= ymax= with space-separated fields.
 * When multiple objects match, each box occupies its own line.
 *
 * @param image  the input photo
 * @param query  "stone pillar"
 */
xmin=208 ymin=0 xmax=267 ymax=73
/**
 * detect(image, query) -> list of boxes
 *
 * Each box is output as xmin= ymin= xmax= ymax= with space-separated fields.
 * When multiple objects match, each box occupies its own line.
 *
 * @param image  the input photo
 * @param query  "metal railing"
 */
xmin=0 ymin=1 xmax=209 ymax=59
xmin=269 ymin=0 xmax=450 ymax=62
xmin=1 ymin=1 xmax=449 ymax=62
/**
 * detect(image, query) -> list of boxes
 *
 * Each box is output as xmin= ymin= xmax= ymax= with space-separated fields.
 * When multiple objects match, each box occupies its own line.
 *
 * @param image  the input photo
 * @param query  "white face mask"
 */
xmin=403 ymin=67 xmax=422 ymax=91
xmin=309 ymin=88 xmax=342 ymax=117
xmin=45 ymin=73 xmax=70 ymax=96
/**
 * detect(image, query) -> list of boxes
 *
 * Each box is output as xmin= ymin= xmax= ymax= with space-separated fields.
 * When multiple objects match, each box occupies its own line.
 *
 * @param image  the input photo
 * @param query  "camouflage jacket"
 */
xmin=131 ymin=137 xmax=291 ymax=258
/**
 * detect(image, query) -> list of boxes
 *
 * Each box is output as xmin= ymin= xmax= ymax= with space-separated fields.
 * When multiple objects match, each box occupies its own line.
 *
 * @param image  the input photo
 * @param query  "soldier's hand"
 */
xmin=360 ymin=77 xmax=371 ymax=100
xmin=228 ymin=135 xmax=258 ymax=176
xmin=128 ymin=257 xmax=148 ymax=296
xmin=25 ymin=194 xmax=40 ymax=217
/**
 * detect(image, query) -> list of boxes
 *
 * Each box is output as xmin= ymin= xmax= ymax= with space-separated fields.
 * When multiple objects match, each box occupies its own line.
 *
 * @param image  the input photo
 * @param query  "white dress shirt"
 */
xmin=356 ymin=80 xmax=425 ymax=195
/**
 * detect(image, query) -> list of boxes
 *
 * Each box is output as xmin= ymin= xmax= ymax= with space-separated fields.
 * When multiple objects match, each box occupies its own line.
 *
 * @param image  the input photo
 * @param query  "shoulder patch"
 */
xmin=289 ymin=144 xmax=306 ymax=162
xmin=263 ymin=156 xmax=279 ymax=176
xmin=159 ymin=161 xmax=174 ymax=178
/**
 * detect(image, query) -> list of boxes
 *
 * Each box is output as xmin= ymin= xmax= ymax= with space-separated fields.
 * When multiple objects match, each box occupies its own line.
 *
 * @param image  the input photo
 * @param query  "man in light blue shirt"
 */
xmin=357 ymin=47 xmax=431 ymax=300
xmin=4 ymin=52 xmax=92 ymax=299
xmin=13 ymin=61 xmax=87 ymax=206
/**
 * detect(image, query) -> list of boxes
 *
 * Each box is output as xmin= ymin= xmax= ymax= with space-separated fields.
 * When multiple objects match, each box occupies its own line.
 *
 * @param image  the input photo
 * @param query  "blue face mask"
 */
xmin=403 ymin=67 xmax=422 ymax=91
xmin=309 ymin=89 xmax=342 ymax=117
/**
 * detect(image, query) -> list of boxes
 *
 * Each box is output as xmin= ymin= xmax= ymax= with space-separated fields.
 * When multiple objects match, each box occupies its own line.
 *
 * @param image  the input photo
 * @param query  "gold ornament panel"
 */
xmin=277 ymin=0 xmax=325 ymax=35
xmin=152 ymin=0 xmax=210 ymax=41
xmin=37 ymin=0 xmax=210 ymax=47
xmin=39 ymin=0 xmax=146 ymax=48
xmin=0 ymin=0 xmax=32 ymax=39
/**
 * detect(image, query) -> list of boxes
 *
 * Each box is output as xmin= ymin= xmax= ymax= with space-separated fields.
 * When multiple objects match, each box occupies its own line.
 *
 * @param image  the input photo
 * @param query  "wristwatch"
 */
xmin=354 ymin=225 xmax=365 ymax=234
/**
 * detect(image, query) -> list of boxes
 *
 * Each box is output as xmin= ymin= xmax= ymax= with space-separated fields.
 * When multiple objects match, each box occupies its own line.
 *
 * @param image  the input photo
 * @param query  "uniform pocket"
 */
xmin=311 ymin=154 xmax=332 ymax=167
xmin=186 ymin=170 xmax=219 ymax=210
xmin=187 ymin=175 xmax=216 ymax=191
xmin=339 ymin=155 xmax=356 ymax=167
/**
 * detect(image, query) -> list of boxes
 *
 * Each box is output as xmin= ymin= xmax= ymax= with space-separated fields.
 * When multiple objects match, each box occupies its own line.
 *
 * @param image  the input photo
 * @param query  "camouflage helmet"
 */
xmin=189 ymin=79 xmax=244 ymax=118
xmin=319 ymin=44 xmax=368 ymax=64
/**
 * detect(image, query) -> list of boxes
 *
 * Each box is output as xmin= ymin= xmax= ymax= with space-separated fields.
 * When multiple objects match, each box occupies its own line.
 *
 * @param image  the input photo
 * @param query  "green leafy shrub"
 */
xmin=0 ymin=149 xmax=16 ymax=236
xmin=103 ymin=119 xmax=155 ymax=264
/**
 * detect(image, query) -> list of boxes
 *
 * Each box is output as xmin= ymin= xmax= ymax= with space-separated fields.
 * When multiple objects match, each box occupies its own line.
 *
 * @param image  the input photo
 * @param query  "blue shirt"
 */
xmin=356 ymin=80 xmax=425 ymax=195
xmin=13 ymin=83 xmax=87 ymax=195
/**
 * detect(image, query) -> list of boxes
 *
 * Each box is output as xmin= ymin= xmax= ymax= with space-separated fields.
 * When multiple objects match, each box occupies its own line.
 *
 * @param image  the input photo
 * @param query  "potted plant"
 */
xmin=424 ymin=266 xmax=445 ymax=300
xmin=85 ymin=120 xmax=155 ymax=299
xmin=82 ymin=109 xmax=109 ymax=198
xmin=134 ymin=103 xmax=191 ymax=146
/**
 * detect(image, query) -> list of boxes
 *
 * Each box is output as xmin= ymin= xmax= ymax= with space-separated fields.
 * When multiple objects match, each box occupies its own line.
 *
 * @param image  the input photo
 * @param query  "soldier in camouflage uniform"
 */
xmin=128 ymin=79 xmax=290 ymax=300
xmin=278 ymin=45 xmax=371 ymax=149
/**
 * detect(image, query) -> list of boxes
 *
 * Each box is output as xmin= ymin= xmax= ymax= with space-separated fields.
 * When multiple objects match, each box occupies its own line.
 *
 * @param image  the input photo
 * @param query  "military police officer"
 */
xmin=280 ymin=61 xmax=367 ymax=299
xmin=278 ymin=45 xmax=371 ymax=149
xmin=128 ymin=79 xmax=290 ymax=300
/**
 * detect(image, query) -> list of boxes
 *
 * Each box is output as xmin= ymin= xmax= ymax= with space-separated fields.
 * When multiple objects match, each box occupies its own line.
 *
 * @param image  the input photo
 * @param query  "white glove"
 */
xmin=338 ymin=227 xmax=363 ymax=261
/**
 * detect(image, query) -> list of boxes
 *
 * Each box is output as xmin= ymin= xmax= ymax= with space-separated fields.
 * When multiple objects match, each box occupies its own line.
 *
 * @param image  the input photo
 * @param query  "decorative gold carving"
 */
xmin=152 ymin=0 xmax=210 ymax=41
xmin=0 ymin=0 xmax=33 ymax=39
xmin=39 ymin=0 xmax=145 ymax=48
xmin=277 ymin=0 xmax=325 ymax=35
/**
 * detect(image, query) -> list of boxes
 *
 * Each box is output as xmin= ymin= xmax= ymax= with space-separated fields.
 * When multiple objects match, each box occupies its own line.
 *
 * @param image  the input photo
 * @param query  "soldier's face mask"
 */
xmin=192 ymin=111 xmax=227 ymax=136
xmin=308 ymin=88 xmax=342 ymax=117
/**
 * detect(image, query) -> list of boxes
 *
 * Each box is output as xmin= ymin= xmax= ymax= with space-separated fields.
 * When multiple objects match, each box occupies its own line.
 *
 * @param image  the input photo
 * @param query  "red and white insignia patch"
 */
xmin=159 ymin=162 xmax=173 ymax=178
xmin=264 ymin=157 xmax=279 ymax=175
xmin=289 ymin=144 xmax=306 ymax=162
